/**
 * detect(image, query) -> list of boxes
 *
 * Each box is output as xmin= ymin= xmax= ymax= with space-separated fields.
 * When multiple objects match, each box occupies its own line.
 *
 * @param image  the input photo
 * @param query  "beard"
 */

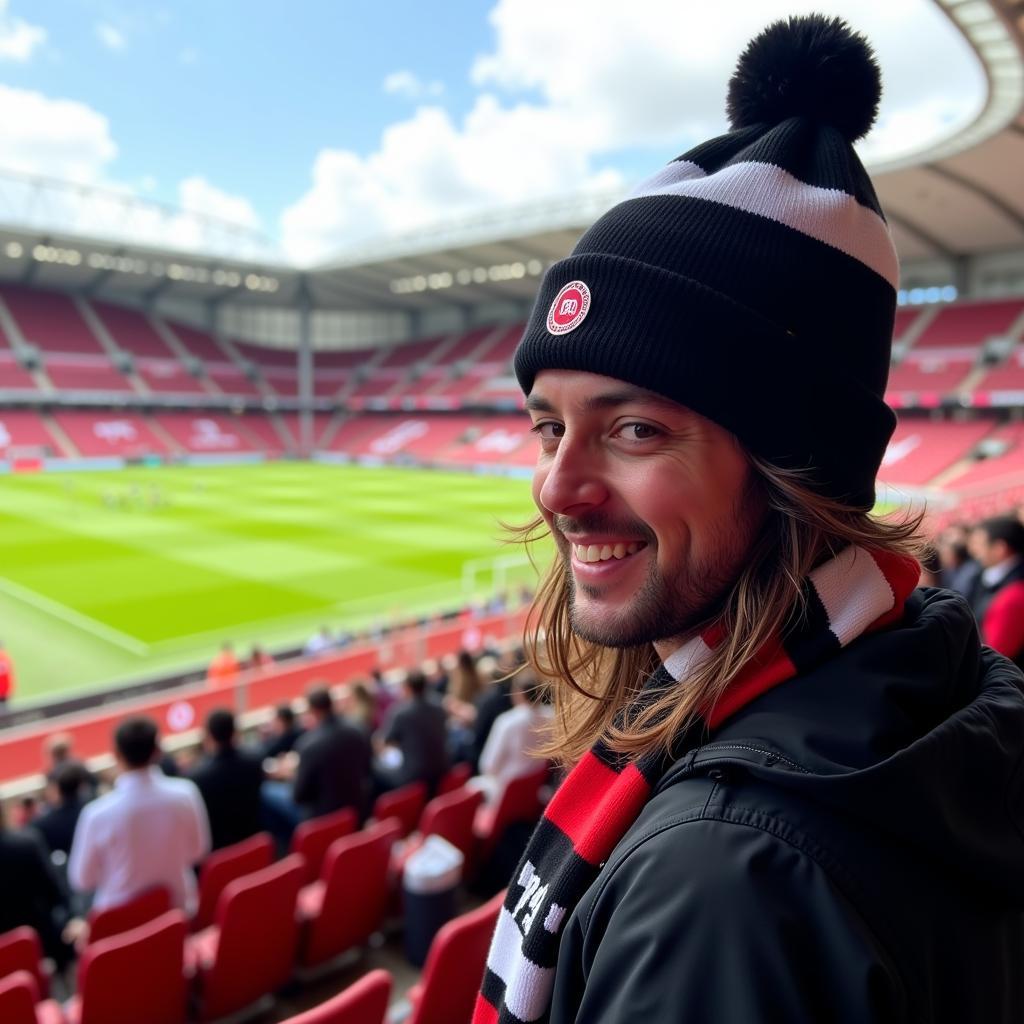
xmin=554 ymin=480 xmax=764 ymax=649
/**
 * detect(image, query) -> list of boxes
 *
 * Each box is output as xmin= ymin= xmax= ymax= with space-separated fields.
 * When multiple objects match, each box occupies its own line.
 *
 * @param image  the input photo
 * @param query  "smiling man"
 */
xmin=474 ymin=15 xmax=1024 ymax=1024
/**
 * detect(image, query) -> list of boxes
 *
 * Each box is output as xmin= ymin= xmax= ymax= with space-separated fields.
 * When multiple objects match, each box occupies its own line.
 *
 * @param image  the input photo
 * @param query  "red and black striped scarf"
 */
xmin=473 ymin=545 xmax=920 ymax=1024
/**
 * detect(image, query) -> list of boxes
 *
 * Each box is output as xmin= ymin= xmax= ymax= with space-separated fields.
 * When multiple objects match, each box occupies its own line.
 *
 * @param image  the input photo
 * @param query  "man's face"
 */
xmin=527 ymin=370 xmax=765 ymax=652
xmin=971 ymin=529 xmax=1007 ymax=569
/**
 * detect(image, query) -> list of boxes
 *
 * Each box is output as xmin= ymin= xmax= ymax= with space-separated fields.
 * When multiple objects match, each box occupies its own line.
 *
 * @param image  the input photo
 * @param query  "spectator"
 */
xmin=304 ymin=626 xmax=335 ymax=656
xmin=469 ymin=668 xmax=515 ymax=772
xmin=938 ymin=524 xmax=981 ymax=597
xmin=0 ymin=802 xmax=72 ymax=967
xmin=41 ymin=735 xmax=98 ymax=812
xmin=378 ymin=669 xmax=449 ymax=795
xmin=261 ymin=686 xmax=373 ymax=842
xmin=189 ymin=709 xmax=264 ymax=850
xmin=339 ymin=680 xmax=376 ymax=734
xmin=293 ymin=687 xmax=372 ymax=819
xmin=68 ymin=716 xmax=210 ymax=914
xmin=968 ymin=516 xmax=1024 ymax=663
xmin=247 ymin=645 xmax=275 ymax=671
xmin=33 ymin=761 xmax=89 ymax=857
xmin=0 ymin=638 xmax=13 ymax=705
xmin=448 ymin=649 xmax=484 ymax=705
xmin=206 ymin=642 xmax=240 ymax=687
xmin=470 ymin=670 xmax=551 ymax=806
xmin=260 ymin=703 xmax=304 ymax=758
xmin=918 ymin=545 xmax=942 ymax=588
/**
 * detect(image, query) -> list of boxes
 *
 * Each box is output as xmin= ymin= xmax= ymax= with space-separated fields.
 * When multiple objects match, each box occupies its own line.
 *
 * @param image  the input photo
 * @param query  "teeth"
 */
xmin=575 ymin=542 xmax=645 ymax=563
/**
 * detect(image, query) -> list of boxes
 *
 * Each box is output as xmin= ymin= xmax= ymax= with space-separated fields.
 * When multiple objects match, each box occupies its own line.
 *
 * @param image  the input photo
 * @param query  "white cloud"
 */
xmin=95 ymin=22 xmax=127 ymax=52
xmin=280 ymin=98 xmax=621 ymax=264
xmin=0 ymin=84 xmax=117 ymax=181
xmin=383 ymin=70 xmax=445 ymax=100
xmin=472 ymin=0 xmax=983 ymax=160
xmin=177 ymin=176 xmax=261 ymax=231
xmin=0 ymin=0 xmax=45 ymax=62
xmin=283 ymin=0 xmax=981 ymax=264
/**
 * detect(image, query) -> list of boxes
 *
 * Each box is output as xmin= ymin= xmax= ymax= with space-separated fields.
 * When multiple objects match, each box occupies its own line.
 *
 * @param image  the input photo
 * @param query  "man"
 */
xmin=68 ymin=716 xmax=210 ymax=913
xmin=259 ymin=703 xmax=305 ymax=758
xmin=471 ymin=669 xmax=551 ymax=805
xmin=206 ymin=642 xmax=239 ymax=687
xmin=0 ymin=638 xmax=13 ymax=705
xmin=474 ymin=16 xmax=1024 ymax=1024
xmin=292 ymin=685 xmax=372 ymax=820
xmin=0 ymin=802 xmax=72 ymax=967
xmin=189 ymin=709 xmax=264 ymax=850
xmin=967 ymin=515 xmax=1024 ymax=663
xmin=33 ymin=760 xmax=89 ymax=857
xmin=378 ymin=668 xmax=449 ymax=795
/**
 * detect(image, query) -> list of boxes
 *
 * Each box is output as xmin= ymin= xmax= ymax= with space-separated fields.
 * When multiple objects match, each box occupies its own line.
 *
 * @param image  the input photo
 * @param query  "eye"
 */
xmin=530 ymin=421 xmax=564 ymax=441
xmin=615 ymin=422 xmax=660 ymax=441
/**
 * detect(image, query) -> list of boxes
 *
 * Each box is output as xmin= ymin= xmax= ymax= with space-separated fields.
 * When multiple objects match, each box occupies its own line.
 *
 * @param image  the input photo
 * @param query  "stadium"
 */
xmin=0 ymin=1 xmax=1023 ymax=1021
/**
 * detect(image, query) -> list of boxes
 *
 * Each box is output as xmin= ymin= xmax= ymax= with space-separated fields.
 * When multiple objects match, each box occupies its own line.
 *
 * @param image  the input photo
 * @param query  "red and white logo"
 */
xmin=546 ymin=281 xmax=591 ymax=335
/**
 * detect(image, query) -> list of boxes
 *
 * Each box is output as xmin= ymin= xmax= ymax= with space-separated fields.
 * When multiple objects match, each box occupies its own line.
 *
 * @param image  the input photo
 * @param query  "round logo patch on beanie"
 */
xmin=547 ymin=281 xmax=591 ymax=335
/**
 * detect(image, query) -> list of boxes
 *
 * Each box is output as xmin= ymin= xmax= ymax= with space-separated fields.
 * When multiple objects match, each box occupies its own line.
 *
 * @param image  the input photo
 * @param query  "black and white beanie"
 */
xmin=514 ymin=14 xmax=898 ymax=509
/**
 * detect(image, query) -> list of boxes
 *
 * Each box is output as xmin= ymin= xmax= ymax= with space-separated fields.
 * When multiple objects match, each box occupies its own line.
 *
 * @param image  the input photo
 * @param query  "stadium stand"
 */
xmin=296 ymin=820 xmax=397 ymax=972
xmin=279 ymin=969 xmax=391 ymax=1024
xmin=51 ymin=412 xmax=172 ymax=459
xmin=909 ymin=297 xmax=1024 ymax=350
xmin=0 ymin=411 xmax=66 ymax=456
xmin=0 ymin=927 xmax=50 ymax=999
xmin=0 ymin=970 xmax=64 ymax=1024
xmin=290 ymin=808 xmax=359 ymax=886
xmin=152 ymin=413 xmax=260 ymax=454
xmin=192 ymin=832 xmax=275 ymax=934
xmin=187 ymin=855 xmax=305 ymax=1022
xmin=65 ymin=910 xmax=188 ymax=1024
xmin=877 ymin=418 xmax=996 ymax=487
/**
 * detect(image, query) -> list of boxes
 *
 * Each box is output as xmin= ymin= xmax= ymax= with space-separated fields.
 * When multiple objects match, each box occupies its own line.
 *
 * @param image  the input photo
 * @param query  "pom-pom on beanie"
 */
xmin=514 ymin=14 xmax=898 ymax=509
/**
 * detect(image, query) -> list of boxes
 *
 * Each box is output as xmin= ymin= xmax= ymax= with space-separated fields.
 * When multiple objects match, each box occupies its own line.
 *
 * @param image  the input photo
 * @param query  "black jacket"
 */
xmin=189 ymin=746 xmax=264 ymax=850
xmin=551 ymin=589 xmax=1024 ymax=1023
xmin=0 ymin=827 xmax=70 ymax=964
xmin=383 ymin=697 xmax=449 ymax=792
xmin=293 ymin=715 xmax=372 ymax=820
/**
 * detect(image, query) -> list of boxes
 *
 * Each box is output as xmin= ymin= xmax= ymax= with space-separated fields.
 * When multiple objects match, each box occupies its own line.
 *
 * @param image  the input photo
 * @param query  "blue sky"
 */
xmin=0 ymin=0 xmax=986 ymax=265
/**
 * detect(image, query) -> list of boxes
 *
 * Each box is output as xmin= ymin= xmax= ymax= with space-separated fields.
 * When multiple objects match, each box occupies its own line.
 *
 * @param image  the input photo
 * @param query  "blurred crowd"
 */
xmin=0 ymin=646 xmax=550 ymax=991
xmin=923 ymin=513 xmax=1024 ymax=664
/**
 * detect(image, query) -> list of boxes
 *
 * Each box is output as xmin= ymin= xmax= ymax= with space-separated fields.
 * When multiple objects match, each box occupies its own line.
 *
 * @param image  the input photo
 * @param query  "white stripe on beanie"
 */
xmin=630 ymin=159 xmax=898 ymax=288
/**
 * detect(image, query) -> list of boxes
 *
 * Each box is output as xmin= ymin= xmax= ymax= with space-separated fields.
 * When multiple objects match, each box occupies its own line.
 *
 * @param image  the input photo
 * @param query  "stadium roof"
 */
xmin=0 ymin=0 xmax=1022 ymax=317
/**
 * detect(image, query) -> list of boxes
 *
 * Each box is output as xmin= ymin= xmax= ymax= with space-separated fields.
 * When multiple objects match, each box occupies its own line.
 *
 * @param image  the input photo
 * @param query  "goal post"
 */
xmin=461 ymin=552 xmax=536 ymax=600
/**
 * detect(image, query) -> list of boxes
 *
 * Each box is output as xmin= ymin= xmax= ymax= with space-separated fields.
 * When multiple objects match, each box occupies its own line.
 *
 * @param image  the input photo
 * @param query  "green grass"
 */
xmin=0 ymin=463 xmax=541 ymax=702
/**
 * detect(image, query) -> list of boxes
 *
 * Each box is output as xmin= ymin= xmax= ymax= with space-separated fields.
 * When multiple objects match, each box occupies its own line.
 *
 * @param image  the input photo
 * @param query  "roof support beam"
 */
xmin=925 ymin=163 xmax=1024 ymax=234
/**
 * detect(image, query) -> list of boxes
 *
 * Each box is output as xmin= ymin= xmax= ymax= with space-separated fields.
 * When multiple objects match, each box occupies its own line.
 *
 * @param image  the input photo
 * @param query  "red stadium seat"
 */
xmin=420 ymin=785 xmax=484 ymax=865
xmin=279 ymin=969 xmax=391 ymax=1024
xmin=437 ymin=762 xmax=472 ymax=795
xmin=64 ymin=911 xmax=187 ymax=1024
xmin=406 ymin=891 xmax=505 ymax=1024
xmin=371 ymin=782 xmax=426 ymax=838
xmin=85 ymin=885 xmax=172 ymax=947
xmin=192 ymin=832 xmax=274 ymax=932
xmin=188 ymin=855 xmax=304 ymax=1023
xmin=0 ymin=927 xmax=50 ymax=997
xmin=297 ymin=821 xmax=398 ymax=972
xmin=290 ymin=807 xmax=358 ymax=886
xmin=474 ymin=764 xmax=550 ymax=865
xmin=0 ymin=971 xmax=65 ymax=1024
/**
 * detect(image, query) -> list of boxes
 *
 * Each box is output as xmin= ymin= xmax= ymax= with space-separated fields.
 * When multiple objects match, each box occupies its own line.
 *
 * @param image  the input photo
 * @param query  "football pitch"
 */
xmin=0 ymin=462 xmax=541 ymax=703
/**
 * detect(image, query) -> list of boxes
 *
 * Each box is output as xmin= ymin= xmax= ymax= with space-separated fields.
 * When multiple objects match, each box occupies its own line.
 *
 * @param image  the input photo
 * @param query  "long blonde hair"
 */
xmin=512 ymin=456 xmax=926 ymax=768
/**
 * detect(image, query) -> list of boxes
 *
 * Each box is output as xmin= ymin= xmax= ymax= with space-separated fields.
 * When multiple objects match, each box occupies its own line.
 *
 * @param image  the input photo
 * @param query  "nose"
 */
xmin=536 ymin=435 xmax=608 ymax=516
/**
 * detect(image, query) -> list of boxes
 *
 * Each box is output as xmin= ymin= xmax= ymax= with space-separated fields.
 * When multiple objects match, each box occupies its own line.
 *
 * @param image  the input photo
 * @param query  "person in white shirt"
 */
xmin=470 ymin=671 xmax=551 ymax=805
xmin=68 ymin=717 xmax=210 ymax=918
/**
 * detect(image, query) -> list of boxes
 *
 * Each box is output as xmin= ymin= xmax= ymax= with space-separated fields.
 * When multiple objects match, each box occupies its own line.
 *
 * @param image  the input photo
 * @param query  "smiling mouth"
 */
xmin=572 ymin=541 xmax=647 ymax=564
